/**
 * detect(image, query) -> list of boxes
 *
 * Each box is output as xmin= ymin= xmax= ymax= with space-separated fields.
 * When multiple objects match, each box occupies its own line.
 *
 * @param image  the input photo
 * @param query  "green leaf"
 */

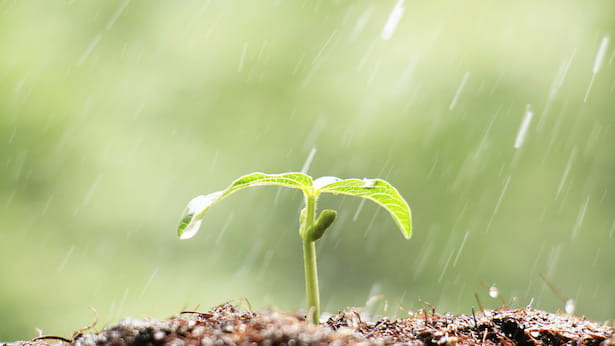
xmin=314 ymin=177 xmax=412 ymax=239
xmin=178 ymin=172 xmax=313 ymax=239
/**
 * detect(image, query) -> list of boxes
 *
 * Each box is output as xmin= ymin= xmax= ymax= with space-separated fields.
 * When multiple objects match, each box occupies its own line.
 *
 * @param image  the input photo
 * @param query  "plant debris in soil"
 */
xmin=7 ymin=303 xmax=615 ymax=345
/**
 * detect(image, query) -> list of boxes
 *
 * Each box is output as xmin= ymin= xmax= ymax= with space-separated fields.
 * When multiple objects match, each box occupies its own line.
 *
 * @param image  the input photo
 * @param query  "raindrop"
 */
xmin=592 ymin=37 xmax=609 ymax=73
xmin=311 ymin=30 xmax=337 ymax=65
xmin=556 ymin=147 xmax=577 ymax=200
xmin=83 ymin=173 xmax=104 ymax=206
xmin=58 ymin=245 xmax=75 ymax=273
xmin=273 ymin=186 xmax=284 ymax=205
xmin=437 ymin=251 xmax=454 ymax=283
xmin=514 ymin=105 xmax=534 ymax=149
xmin=139 ymin=267 xmax=159 ymax=299
xmin=584 ymin=123 xmax=604 ymax=156
xmin=584 ymin=36 xmax=609 ymax=103
xmin=215 ymin=213 xmax=235 ymax=244
xmin=115 ymin=288 xmax=130 ymax=321
xmin=301 ymin=147 xmax=317 ymax=173
xmin=10 ymin=150 xmax=28 ymax=180
xmin=8 ymin=127 xmax=16 ymax=144
xmin=107 ymin=299 xmax=116 ymax=325
xmin=538 ymin=49 xmax=576 ymax=130
xmin=571 ymin=196 xmax=590 ymax=239
xmin=413 ymin=239 xmax=434 ymax=279
xmin=363 ymin=208 xmax=381 ymax=238
xmin=366 ymin=60 xmax=381 ymax=86
xmin=4 ymin=189 xmax=15 ymax=209
xmin=106 ymin=0 xmax=131 ymax=30
xmin=546 ymin=245 xmax=562 ymax=277
xmin=449 ymin=71 xmax=470 ymax=110
xmin=256 ymin=249 xmax=274 ymax=281
xmin=350 ymin=7 xmax=373 ymax=40
xmin=303 ymin=117 xmax=326 ymax=150
xmin=526 ymin=297 xmax=534 ymax=308
xmin=486 ymin=176 xmax=511 ymax=232
xmin=564 ymin=298 xmax=575 ymax=314
xmin=452 ymin=231 xmax=469 ymax=267
xmin=591 ymin=249 xmax=601 ymax=268
xmin=292 ymin=53 xmax=306 ymax=76
xmin=426 ymin=159 xmax=439 ymax=180
xmin=353 ymin=199 xmax=367 ymax=221
xmin=40 ymin=194 xmax=54 ymax=216
xmin=237 ymin=42 xmax=248 ymax=72
xmin=489 ymin=285 xmax=499 ymax=298
xmin=393 ymin=59 xmax=418 ymax=95
xmin=381 ymin=0 xmax=405 ymax=40
xmin=77 ymin=33 xmax=102 ymax=66
xmin=357 ymin=41 xmax=376 ymax=72
xmin=210 ymin=151 xmax=219 ymax=173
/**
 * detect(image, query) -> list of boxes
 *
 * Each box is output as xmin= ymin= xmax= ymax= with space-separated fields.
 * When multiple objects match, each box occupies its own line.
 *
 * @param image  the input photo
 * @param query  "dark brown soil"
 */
xmin=7 ymin=303 xmax=614 ymax=345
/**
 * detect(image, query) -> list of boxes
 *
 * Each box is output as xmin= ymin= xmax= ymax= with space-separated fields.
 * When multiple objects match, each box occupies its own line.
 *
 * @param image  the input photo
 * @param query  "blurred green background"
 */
xmin=1 ymin=0 xmax=614 ymax=340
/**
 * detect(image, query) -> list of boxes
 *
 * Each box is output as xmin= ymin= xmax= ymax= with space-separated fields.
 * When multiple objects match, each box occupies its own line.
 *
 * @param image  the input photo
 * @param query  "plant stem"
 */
xmin=302 ymin=238 xmax=319 ymax=323
xmin=302 ymin=192 xmax=320 ymax=324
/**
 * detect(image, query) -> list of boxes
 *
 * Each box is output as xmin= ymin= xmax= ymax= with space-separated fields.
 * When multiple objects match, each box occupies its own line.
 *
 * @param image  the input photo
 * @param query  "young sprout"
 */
xmin=177 ymin=172 xmax=412 ymax=323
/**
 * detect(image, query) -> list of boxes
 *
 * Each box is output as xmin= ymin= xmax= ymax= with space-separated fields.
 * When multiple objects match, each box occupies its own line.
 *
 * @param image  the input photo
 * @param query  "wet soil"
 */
xmin=7 ymin=303 xmax=614 ymax=345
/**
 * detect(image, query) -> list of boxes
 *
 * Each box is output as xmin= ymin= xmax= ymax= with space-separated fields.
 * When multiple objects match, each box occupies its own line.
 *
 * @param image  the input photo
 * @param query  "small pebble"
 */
xmin=153 ymin=331 xmax=165 ymax=341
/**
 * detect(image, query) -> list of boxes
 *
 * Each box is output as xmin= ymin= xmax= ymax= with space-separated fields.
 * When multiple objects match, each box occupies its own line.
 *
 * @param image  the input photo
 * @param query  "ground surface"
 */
xmin=6 ymin=303 xmax=615 ymax=345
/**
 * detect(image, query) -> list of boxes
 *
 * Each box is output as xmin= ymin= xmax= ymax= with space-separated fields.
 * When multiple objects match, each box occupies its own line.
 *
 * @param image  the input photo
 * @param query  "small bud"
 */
xmin=306 ymin=209 xmax=337 ymax=241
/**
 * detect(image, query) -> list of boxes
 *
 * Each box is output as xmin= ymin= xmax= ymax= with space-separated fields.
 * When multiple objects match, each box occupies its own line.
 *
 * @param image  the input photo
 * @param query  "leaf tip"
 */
xmin=402 ymin=210 xmax=412 ymax=240
xmin=177 ymin=218 xmax=202 ymax=240
xmin=402 ymin=228 xmax=412 ymax=240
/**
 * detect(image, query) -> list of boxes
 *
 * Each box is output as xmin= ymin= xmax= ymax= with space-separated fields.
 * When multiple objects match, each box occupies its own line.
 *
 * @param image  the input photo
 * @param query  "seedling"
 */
xmin=177 ymin=172 xmax=412 ymax=323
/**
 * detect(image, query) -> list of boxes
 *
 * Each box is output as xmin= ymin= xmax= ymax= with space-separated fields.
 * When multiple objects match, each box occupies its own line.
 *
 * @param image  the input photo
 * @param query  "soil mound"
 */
xmin=7 ymin=303 xmax=614 ymax=345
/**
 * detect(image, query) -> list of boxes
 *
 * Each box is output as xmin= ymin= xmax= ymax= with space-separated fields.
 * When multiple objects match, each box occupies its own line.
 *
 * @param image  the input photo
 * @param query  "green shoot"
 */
xmin=177 ymin=172 xmax=412 ymax=323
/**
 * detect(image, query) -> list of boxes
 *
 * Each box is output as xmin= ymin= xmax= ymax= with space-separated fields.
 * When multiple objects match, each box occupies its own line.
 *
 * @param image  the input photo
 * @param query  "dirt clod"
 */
xmin=6 ymin=303 xmax=614 ymax=345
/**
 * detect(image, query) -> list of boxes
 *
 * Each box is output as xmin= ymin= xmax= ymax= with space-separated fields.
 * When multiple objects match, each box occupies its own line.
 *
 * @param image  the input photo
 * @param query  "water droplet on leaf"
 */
xmin=565 ymin=299 xmax=575 ymax=314
xmin=489 ymin=285 xmax=499 ymax=298
xmin=178 ymin=192 xmax=223 ymax=239
xmin=313 ymin=176 xmax=341 ymax=189
xmin=362 ymin=178 xmax=377 ymax=187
